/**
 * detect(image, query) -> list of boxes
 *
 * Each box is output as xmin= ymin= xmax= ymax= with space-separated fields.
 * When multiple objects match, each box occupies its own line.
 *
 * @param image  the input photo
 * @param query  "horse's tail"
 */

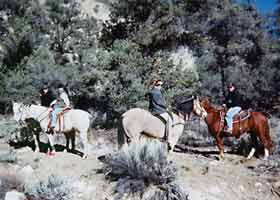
xmin=261 ymin=112 xmax=274 ymax=153
xmin=117 ymin=114 xmax=126 ymax=150
xmin=87 ymin=113 xmax=94 ymax=144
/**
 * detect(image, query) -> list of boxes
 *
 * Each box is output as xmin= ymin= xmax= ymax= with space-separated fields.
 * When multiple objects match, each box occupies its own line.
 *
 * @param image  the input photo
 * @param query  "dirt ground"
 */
xmin=0 ymin=128 xmax=279 ymax=200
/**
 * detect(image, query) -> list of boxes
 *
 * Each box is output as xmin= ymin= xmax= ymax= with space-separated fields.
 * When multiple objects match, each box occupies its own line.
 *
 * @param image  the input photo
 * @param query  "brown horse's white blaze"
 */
xmin=118 ymin=108 xmax=186 ymax=151
xmin=193 ymin=97 xmax=273 ymax=160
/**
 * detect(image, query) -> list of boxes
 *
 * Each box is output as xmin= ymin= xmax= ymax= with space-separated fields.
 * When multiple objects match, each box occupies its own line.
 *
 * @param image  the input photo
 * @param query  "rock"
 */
xmin=255 ymin=182 xmax=262 ymax=187
xmin=239 ymin=185 xmax=245 ymax=192
xmin=19 ymin=165 xmax=34 ymax=179
xmin=16 ymin=147 xmax=32 ymax=154
xmin=4 ymin=190 xmax=25 ymax=200
xmin=208 ymin=185 xmax=222 ymax=194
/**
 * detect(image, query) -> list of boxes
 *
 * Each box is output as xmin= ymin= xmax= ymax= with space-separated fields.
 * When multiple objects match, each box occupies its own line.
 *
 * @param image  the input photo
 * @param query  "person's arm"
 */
xmin=61 ymin=93 xmax=70 ymax=107
xmin=50 ymin=99 xmax=57 ymax=107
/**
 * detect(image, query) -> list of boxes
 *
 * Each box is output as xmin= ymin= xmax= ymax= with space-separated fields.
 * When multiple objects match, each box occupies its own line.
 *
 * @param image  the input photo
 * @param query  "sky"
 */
xmin=254 ymin=0 xmax=277 ymax=13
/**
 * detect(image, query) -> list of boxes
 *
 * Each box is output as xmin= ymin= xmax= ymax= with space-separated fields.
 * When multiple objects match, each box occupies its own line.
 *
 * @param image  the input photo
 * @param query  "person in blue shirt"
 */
xmin=149 ymin=79 xmax=171 ymax=141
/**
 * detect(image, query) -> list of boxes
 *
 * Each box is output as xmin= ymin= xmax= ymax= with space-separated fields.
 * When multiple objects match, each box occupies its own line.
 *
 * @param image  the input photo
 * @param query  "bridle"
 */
xmin=193 ymin=97 xmax=207 ymax=119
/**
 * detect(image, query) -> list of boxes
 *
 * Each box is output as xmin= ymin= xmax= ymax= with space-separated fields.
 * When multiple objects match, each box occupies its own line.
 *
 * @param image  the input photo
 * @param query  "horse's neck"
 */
xmin=172 ymin=112 xmax=184 ymax=123
xmin=205 ymin=106 xmax=221 ymax=124
xmin=29 ymin=105 xmax=48 ymax=119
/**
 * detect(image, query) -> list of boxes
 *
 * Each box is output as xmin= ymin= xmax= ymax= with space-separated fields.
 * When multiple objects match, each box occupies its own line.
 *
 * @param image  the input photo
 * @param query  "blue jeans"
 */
xmin=51 ymin=108 xmax=63 ymax=128
xmin=225 ymin=107 xmax=241 ymax=129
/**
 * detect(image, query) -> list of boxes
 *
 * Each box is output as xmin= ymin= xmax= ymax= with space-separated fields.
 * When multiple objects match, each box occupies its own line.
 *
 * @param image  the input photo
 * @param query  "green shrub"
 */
xmin=24 ymin=175 xmax=73 ymax=200
xmin=100 ymin=140 xmax=189 ymax=200
xmin=0 ymin=173 xmax=23 ymax=199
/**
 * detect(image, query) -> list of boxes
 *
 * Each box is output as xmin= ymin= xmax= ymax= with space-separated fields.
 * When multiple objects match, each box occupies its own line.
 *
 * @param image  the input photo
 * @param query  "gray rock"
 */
xmin=4 ymin=190 xmax=25 ymax=200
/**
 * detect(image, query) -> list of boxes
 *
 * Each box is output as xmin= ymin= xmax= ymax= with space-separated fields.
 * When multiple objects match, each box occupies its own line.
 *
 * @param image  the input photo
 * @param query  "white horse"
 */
xmin=12 ymin=102 xmax=92 ymax=158
xmin=118 ymin=108 xmax=187 ymax=151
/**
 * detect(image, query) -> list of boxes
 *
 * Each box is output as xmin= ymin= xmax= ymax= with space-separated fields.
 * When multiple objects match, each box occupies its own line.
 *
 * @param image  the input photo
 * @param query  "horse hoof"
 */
xmin=82 ymin=154 xmax=88 ymax=159
xmin=47 ymin=151 xmax=56 ymax=156
xmin=35 ymin=149 xmax=40 ymax=153
xmin=240 ymin=158 xmax=248 ymax=164
xmin=219 ymin=155 xmax=225 ymax=161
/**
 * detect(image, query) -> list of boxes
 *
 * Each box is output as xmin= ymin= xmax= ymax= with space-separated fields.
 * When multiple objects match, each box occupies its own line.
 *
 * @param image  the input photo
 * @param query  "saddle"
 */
xmin=232 ymin=109 xmax=252 ymax=122
xmin=221 ymin=108 xmax=252 ymax=134
xmin=151 ymin=111 xmax=173 ymax=143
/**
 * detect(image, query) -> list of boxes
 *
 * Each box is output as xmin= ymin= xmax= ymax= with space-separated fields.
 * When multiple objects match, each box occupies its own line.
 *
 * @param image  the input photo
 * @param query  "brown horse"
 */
xmin=193 ymin=97 xmax=273 ymax=160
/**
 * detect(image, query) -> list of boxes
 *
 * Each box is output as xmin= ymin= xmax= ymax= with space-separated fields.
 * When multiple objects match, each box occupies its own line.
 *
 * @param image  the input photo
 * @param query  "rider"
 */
xmin=148 ymin=79 xmax=171 ymax=142
xmin=40 ymin=84 xmax=55 ymax=107
xmin=40 ymin=84 xmax=56 ymax=132
xmin=223 ymin=83 xmax=242 ymax=133
xmin=49 ymin=86 xmax=71 ymax=132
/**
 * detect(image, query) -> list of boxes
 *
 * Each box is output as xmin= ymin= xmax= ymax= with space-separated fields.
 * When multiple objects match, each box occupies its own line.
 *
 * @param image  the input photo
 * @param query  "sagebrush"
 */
xmin=100 ymin=141 xmax=189 ymax=200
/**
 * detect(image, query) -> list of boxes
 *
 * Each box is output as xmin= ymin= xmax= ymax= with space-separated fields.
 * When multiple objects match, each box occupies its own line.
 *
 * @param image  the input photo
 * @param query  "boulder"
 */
xmin=4 ymin=190 xmax=25 ymax=200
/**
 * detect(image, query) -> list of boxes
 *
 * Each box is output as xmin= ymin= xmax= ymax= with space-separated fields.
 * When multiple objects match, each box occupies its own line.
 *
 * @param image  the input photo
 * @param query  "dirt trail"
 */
xmin=0 ymin=125 xmax=279 ymax=200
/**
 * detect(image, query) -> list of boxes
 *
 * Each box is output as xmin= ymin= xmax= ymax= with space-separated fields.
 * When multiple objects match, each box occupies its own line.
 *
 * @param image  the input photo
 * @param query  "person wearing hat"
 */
xmin=148 ymin=79 xmax=171 ymax=142
xmin=40 ymin=84 xmax=55 ymax=107
xmin=223 ymin=83 xmax=242 ymax=133
xmin=40 ymin=84 xmax=56 ymax=133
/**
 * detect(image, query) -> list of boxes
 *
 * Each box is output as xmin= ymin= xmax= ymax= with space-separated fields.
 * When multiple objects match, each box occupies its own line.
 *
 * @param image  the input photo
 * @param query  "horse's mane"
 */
xmin=172 ymin=95 xmax=194 ymax=115
xmin=201 ymin=98 xmax=224 ymax=113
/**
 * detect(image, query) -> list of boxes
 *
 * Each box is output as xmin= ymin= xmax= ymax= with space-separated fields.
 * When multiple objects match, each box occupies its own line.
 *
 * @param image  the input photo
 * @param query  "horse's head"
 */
xmin=193 ymin=97 xmax=207 ymax=118
xmin=200 ymin=99 xmax=211 ymax=109
xmin=12 ymin=102 xmax=30 ymax=122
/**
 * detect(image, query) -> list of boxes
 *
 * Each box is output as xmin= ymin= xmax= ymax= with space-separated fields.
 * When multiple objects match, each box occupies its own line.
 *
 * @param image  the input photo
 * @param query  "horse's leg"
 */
xmin=256 ymin=128 xmax=271 ymax=160
xmin=33 ymin=133 xmax=40 ymax=152
xmin=64 ymin=133 xmax=70 ymax=152
xmin=247 ymin=134 xmax=257 ymax=160
xmin=71 ymin=131 xmax=76 ymax=151
xmin=80 ymin=130 xmax=89 ymax=159
xmin=215 ymin=134 xmax=225 ymax=160
xmin=46 ymin=132 xmax=56 ymax=155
